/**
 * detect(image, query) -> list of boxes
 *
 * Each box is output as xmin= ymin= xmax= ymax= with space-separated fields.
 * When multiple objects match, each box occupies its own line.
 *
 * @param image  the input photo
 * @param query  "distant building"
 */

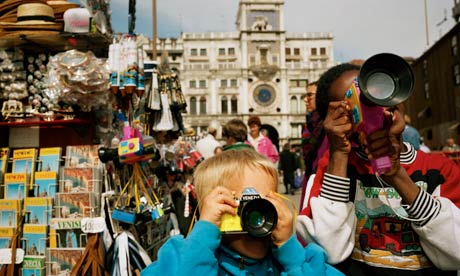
xmin=146 ymin=0 xmax=335 ymax=147
xmin=408 ymin=10 xmax=460 ymax=150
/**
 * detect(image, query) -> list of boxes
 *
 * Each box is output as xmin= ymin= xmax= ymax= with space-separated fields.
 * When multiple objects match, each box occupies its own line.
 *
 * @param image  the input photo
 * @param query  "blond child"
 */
xmin=142 ymin=149 xmax=342 ymax=275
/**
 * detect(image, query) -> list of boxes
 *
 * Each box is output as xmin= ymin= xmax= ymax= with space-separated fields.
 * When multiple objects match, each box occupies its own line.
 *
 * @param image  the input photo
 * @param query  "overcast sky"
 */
xmin=108 ymin=0 xmax=457 ymax=62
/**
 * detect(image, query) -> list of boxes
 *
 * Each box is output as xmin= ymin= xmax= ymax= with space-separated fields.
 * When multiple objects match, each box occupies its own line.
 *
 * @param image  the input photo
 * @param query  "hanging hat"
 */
xmin=0 ymin=29 xmax=59 ymax=38
xmin=47 ymin=0 xmax=77 ymax=4
xmin=185 ymin=128 xmax=196 ymax=137
xmin=0 ymin=9 xmax=18 ymax=23
xmin=63 ymin=7 xmax=90 ymax=33
xmin=0 ymin=3 xmax=63 ymax=30
xmin=0 ymin=0 xmax=47 ymax=16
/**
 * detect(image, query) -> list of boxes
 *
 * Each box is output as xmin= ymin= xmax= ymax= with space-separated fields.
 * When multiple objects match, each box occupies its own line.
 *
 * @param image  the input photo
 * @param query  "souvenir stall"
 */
xmin=0 ymin=1 xmax=199 ymax=275
xmin=101 ymin=34 xmax=201 ymax=275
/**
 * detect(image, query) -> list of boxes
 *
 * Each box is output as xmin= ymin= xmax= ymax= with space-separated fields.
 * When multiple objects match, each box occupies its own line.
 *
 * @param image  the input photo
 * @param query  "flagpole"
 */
xmin=424 ymin=0 xmax=430 ymax=47
xmin=152 ymin=0 xmax=157 ymax=61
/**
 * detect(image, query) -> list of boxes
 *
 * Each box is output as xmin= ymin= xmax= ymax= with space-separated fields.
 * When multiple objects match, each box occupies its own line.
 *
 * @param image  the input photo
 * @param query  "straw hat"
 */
xmin=47 ymin=0 xmax=75 ymax=4
xmin=184 ymin=128 xmax=196 ymax=137
xmin=0 ymin=29 xmax=59 ymax=39
xmin=0 ymin=0 xmax=47 ymax=16
xmin=46 ymin=0 xmax=80 ymax=10
xmin=0 ymin=3 xmax=63 ymax=30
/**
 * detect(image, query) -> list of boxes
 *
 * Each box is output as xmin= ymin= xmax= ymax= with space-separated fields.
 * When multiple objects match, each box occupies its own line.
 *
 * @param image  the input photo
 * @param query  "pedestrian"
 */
xmin=296 ymin=63 xmax=460 ymax=275
xmin=442 ymin=138 xmax=460 ymax=152
xmin=402 ymin=114 xmax=421 ymax=150
xmin=159 ymin=169 xmax=197 ymax=236
xmin=300 ymin=81 xmax=327 ymax=209
xmin=279 ymin=142 xmax=299 ymax=195
xmin=141 ymin=149 xmax=343 ymax=275
xmin=419 ymin=137 xmax=431 ymax=153
xmin=247 ymin=115 xmax=279 ymax=163
xmin=195 ymin=126 xmax=222 ymax=159
xmin=222 ymin=119 xmax=253 ymax=151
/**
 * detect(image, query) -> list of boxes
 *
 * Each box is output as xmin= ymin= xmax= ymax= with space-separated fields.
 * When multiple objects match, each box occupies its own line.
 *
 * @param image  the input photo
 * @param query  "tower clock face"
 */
xmin=253 ymin=85 xmax=275 ymax=106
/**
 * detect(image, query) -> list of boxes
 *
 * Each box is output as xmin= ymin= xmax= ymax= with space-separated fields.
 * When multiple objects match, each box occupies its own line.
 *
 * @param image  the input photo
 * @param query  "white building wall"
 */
xmin=149 ymin=0 xmax=335 ymax=145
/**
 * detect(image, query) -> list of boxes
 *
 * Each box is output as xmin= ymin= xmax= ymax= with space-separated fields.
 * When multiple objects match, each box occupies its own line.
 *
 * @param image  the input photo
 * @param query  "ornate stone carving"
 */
xmin=249 ymin=45 xmax=279 ymax=81
xmin=251 ymin=16 xmax=272 ymax=31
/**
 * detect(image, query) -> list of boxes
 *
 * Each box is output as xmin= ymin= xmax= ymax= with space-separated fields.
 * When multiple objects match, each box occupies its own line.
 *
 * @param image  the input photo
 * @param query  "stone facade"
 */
xmin=147 ymin=0 xmax=335 ymax=147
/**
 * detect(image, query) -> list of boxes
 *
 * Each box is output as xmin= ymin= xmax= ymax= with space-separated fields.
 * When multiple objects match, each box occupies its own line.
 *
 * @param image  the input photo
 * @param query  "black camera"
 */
xmin=220 ymin=187 xmax=277 ymax=238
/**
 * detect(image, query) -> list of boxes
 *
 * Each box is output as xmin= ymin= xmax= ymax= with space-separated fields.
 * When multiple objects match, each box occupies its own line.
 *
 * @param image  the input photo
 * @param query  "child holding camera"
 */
xmin=141 ymin=149 xmax=342 ymax=275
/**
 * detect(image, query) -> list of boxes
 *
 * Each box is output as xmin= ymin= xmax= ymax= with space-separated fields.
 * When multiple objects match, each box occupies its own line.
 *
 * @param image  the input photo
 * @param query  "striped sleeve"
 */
xmin=404 ymin=189 xmax=441 ymax=227
xmin=319 ymin=173 xmax=350 ymax=203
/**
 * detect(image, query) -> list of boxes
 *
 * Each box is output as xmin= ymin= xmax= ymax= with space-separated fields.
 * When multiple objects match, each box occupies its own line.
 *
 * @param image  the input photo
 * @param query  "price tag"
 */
xmin=81 ymin=217 xmax=106 ymax=233
xmin=0 ymin=248 xmax=24 ymax=264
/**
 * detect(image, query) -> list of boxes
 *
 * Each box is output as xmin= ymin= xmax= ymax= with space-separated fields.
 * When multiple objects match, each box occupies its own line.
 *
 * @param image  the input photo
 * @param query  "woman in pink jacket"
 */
xmin=247 ymin=115 xmax=279 ymax=163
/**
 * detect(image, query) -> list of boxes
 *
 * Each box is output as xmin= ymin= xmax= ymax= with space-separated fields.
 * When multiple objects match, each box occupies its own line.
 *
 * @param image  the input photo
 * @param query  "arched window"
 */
xmin=199 ymin=96 xmax=207 ymax=114
xmin=190 ymin=97 xmax=197 ymax=115
xmin=231 ymin=96 xmax=238 ymax=114
xmin=221 ymin=96 xmax=228 ymax=114
xmin=290 ymin=96 xmax=298 ymax=114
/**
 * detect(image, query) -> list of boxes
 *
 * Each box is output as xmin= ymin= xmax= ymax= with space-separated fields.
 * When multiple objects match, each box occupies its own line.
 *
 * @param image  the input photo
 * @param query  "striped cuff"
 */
xmin=319 ymin=173 xmax=350 ymax=202
xmin=404 ymin=189 xmax=441 ymax=226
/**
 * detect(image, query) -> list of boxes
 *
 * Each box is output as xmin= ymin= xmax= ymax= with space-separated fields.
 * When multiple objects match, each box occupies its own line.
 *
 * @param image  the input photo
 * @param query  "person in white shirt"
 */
xmin=195 ymin=127 xmax=222 ymax=159
xmin=419 ymin=137 xmax=431 ymax=153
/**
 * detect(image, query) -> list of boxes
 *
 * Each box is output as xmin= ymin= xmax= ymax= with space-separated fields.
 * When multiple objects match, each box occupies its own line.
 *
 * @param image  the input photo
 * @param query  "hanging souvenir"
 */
xmin=147 ymin=71 xmax=161 ymax=110
xmin=109 ymin=39 xmax=121 ymax=94
xmin=46 ymin=50 xmax=110 ymax=111
xmin=137 ymin=48 xmax=145 ymax=97
xmin=108 ymin=231 xmax=151 ymax=276
xmin=170 ymin=73 xmax=187 ymax=111
xmin=122 ymin=37 xmax=138 ymax=95
xmin=151 ymin=76 xmax=174 ymax=131
xmin=111 ymin=163 xmax=163 ymax=224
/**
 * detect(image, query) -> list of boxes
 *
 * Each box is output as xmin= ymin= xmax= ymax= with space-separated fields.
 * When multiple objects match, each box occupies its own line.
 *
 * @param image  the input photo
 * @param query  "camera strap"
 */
xmin=375 ymin=174 xmax=433 ymax=222
xmin=273 ymin=192 xmax=297 ymax=225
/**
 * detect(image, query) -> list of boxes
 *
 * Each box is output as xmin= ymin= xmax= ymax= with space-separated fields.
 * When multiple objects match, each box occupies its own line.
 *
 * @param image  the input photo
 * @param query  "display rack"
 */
xmin=0 ymin=116 xmax=96 ymax=150
xmin=0 ymin=32 xmax=111 ymax=56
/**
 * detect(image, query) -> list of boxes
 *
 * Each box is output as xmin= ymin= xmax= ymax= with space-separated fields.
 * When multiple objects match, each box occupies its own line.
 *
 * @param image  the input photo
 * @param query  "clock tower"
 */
xmin=236 ymin=0 xmax=285 ymax=114
xmin=177 ymin=0 xmax=334 ymax=146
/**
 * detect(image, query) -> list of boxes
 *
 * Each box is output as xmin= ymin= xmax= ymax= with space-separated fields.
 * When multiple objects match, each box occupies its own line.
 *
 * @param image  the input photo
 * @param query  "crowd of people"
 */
xmin=140 ymin=60 xmax=460 ymax=276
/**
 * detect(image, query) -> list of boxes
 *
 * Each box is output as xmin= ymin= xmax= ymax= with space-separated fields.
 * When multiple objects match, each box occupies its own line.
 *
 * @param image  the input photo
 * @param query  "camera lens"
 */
xmin=366 ymin=72 xmax=395 ymax=100
xmin=247 ymin=210 xmax=265 ymax=228
xmin=241 ymin=198 xmax=277 ymax=238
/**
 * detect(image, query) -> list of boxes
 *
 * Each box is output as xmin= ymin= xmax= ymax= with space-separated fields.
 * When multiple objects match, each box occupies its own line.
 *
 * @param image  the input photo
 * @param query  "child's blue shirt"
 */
xmin=141 ymin=220 xmax=343 ymax=276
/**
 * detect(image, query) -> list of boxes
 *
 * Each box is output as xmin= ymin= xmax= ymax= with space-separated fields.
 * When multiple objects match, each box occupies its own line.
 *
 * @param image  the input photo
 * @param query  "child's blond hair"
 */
xmin=193 ymin=149 xmax=278 ymax=205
